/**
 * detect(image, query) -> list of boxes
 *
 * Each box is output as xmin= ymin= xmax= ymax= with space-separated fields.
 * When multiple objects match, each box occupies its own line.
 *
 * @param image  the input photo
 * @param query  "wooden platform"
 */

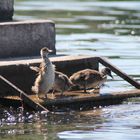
xmin=0 ymin=55 xmax=139 ymax=111
xmin=1 ymin=89 xmax=140 ymax=110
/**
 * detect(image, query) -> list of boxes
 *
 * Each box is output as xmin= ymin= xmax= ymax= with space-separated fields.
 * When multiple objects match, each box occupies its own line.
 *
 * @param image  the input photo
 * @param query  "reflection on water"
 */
xmin=1 ymin=98 xmax=140 ymax=140
xmin=1 ymin=0 xmax=140 ymax=139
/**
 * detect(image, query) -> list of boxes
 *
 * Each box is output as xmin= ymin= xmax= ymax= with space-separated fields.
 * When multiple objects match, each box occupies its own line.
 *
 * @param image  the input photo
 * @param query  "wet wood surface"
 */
xmin=1 ymin=89 xmax=140 ymax=110
xmin=0 ymin=55 xmax=140 ymax=110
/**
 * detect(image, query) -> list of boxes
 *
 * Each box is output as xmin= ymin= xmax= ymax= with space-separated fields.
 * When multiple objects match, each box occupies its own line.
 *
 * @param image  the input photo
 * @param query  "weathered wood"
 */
xmin=41 ymin=89 xmax=140 ymax=106
xmin=99 ymin=57 xmax=140 ymax=89
xmin=1 ymin=89 xmax=140 ymax=110
xmin=0 ymin=55 xmax=139 ymax=111
xmin=0 ymin=75 xmax=49 ymax=112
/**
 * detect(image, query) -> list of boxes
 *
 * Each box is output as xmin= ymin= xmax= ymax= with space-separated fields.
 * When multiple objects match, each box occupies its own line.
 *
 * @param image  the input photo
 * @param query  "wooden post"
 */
xmin=99 ymin=57 xmax=140 ymax=89
xmin=0 ymin=75 xmax=49 ymax=112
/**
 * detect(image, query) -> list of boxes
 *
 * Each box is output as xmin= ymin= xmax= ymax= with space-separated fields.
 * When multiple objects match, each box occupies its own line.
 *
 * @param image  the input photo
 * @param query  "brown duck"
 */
xmin=53 ymin=71 xmax=73 ymax=95
xmin=70 ymin=67 xmax=113 ymax=93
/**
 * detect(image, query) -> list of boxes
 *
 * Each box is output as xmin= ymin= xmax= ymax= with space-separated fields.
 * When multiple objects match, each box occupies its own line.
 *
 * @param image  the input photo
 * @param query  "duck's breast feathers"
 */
xmin=30 ymin=66 xmax=40 ymax=72
xmin=52 ymin=64 xmax=56 ymax=71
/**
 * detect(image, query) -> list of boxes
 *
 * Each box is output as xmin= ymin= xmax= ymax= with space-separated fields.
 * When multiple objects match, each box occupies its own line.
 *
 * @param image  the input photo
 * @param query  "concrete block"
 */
xmin=0 ymin=0 xmax=14 ymax=21
xmin=0 ymin=20 xmax=56 ymax=58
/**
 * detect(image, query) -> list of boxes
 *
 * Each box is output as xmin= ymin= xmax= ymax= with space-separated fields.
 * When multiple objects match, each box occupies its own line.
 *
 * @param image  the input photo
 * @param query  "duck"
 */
xmin=30 ymin=66 xmax=73 ymax=96
xmin=70 ymin=67 xmax=113 ymax=93
xmin=31 ymin=47 xmax=55 ymax=99
xmin=53 ymin=71 xmax=73 ymax=95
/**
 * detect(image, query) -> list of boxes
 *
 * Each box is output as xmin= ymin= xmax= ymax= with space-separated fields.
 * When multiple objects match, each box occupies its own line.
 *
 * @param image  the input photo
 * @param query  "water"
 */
xmin=1 ymin=0 xmax=140 ymax=139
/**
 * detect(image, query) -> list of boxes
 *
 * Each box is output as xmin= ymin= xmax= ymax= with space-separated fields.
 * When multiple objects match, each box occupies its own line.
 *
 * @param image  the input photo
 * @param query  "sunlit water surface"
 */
xmin=1 ymin=0 xmax=140 ymax=139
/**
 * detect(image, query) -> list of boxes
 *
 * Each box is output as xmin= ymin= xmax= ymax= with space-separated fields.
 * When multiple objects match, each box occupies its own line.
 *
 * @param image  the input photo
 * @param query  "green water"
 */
xmin=1 ymin=0 xmax=140 ymax=139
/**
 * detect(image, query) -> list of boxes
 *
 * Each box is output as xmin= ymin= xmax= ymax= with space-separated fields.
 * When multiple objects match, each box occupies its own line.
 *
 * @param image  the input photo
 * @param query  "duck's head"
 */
xmin=101 ymin=67 xmax=113 ymax=78
xmin=40 ymin=47 xmax=52 ymax=58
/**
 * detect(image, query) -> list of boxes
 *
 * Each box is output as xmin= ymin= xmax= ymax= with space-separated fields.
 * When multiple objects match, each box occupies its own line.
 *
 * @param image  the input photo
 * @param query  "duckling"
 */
xmin=53 ymin=71 xmax=73 ymax=95
xmin=70 ymin=67 xmax=113 ymax=93
xmin=31 ymin=47 xmax=55 ymax=99
xmin=30 ymin=67 xmax=73 ymax=96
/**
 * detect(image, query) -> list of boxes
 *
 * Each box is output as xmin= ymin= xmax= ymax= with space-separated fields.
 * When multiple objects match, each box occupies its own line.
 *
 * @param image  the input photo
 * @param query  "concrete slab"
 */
xmin=0 ymin=20 xmax=56 ymax=58
xmin=0 ymin=0 xmax=14 ymax=21
xmin=0 ymin=55 xmax=99 ymax=96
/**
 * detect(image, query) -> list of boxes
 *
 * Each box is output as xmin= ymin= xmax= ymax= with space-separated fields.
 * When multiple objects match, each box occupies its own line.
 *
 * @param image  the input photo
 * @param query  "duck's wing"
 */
xmin=52 ymin=64 xmax=56 ymax=70
xmin=71 ymin=73 xmax=85 ymax=81
xmin=30 ymin=66 xmax=40 ymax=72
xmin=29 ymin=63 xmax=45 ymax=76
xmin=70 ymin=69 xmax=89 ymax=82
xmin=85 ymin=70 xmax=102 ymax=82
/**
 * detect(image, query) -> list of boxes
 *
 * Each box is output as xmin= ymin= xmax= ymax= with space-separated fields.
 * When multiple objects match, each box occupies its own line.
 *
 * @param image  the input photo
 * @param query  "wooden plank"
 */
xmin=0 ymin=75 xmax=49 ymax=112
xmin=1 ymin=89 xmax=140 ymax=110
xmin=0 ymin=55 xmax=98 ymax=66
xmin=99 ymin=57 xmax=140 ymax=89
xmin=41 ymin=89 xmax=140 ymax=106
